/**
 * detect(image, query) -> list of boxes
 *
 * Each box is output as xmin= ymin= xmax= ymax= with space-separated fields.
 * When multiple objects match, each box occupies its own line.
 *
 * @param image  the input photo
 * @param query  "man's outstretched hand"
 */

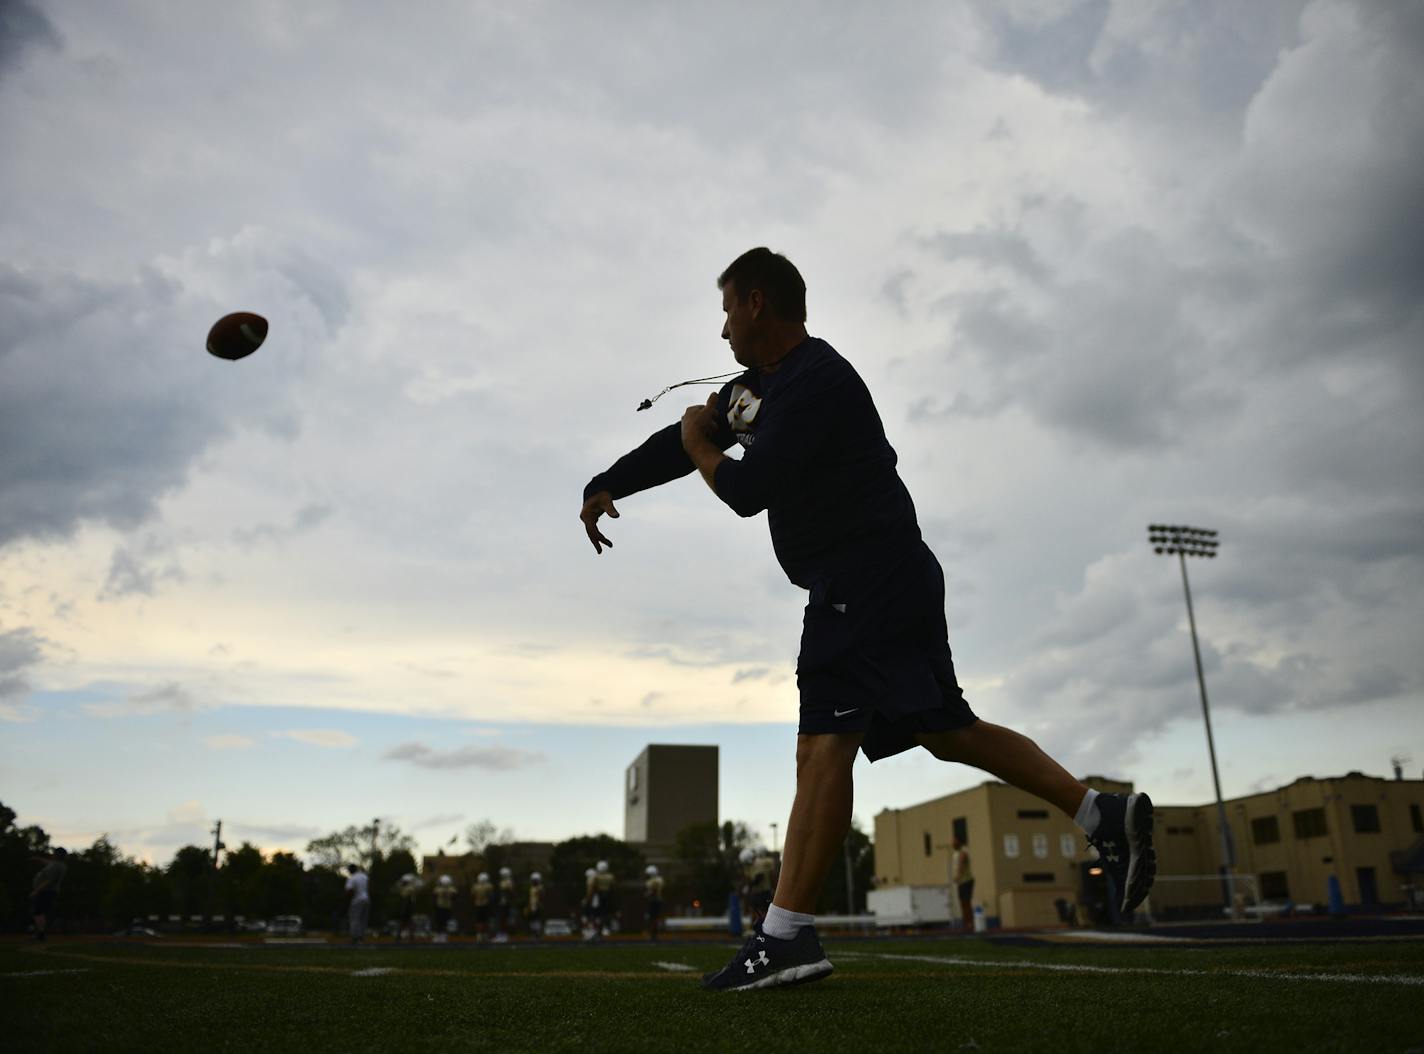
xmin=580 ymin=490 xmax=619 ymax=554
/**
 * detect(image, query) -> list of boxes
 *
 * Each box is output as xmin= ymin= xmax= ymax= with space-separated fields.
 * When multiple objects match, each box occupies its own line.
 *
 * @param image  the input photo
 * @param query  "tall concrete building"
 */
xmin=624 ymin=744 xmax=718 ymax=846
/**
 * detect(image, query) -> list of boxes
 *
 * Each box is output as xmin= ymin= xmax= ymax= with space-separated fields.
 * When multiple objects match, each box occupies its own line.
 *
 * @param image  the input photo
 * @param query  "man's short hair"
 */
xmin=718 ymin=247 xmax=807 ymax=323
xmin=346 ymin=864 xmax=360 ymax=874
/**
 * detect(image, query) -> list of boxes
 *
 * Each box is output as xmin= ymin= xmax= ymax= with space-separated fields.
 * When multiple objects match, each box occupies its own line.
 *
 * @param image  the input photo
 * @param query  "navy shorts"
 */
xmin=797 ymin=542 xmax=978 ymax=761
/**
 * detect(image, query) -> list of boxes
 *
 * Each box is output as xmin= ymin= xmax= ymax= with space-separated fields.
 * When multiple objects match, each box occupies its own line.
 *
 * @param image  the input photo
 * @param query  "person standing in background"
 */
xmin=527 ymin=871 xmax=545 ymax=937
xmin=345 ymin=864 xmax=371 ymax=944
xmin=644 ymin=865 xmax=665 ymax=941
xmin=951 ymin=838 xmax=974 ymax=931
xmin=432 ymin=875 xmax=456 ymax=943
xmin=30 ymin=847 xmax=68 ymax=941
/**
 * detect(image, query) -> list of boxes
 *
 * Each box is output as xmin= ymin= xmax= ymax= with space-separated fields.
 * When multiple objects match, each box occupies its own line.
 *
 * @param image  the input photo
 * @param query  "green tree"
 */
xmin=259 ymin=852 xmax=307 ymax=919
xmin=816 ymin=818 xmax=874 ymax=915
xmin=221 ymin=842 xmax=266 ymax=920
xmin=464 ymin=820 xmax=513 ymax=855
xmin=166 ymin=845 xmax=213 ymax=921
xmin=0 ymin=801 xmax=53 ymax=931
xmin=549 ymin=835 xmax=644 ymax=912
xmin=305 ymin=820 xmax=416 ymax=871
xmin=673 ymin=820 xmax=754 ymax=915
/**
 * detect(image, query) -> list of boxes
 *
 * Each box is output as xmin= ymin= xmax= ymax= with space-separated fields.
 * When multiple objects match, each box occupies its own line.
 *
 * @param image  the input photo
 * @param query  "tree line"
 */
xmin=1 ymin=801 xmax=873 ymax=934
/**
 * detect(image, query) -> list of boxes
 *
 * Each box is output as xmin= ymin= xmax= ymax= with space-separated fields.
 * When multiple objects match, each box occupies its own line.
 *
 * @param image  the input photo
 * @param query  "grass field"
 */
xmin=7 ymin=927 xmax=1424 ymax=1052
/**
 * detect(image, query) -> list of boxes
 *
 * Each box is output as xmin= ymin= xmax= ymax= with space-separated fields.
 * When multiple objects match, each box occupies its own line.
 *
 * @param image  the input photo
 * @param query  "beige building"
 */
xmin=874 ymin=776 xmax=1130 ymax=928
xmin=874 ymin=771 xmax=1424 ymax=928
xmin=624 ymin=744 xmax=718 ymax=845
xmin=1153 ymin=772 xmax=1424 ymax=913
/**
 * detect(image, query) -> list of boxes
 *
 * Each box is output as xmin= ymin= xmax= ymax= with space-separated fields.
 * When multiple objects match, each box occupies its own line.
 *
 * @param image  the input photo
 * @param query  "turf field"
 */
xmin=7 ymin=927 xmax=1424 ymax=1052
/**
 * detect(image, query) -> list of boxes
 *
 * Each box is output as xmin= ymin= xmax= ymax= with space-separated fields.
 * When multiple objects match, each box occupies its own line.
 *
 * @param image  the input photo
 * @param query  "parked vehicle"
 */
xmin=268 ymin=915 xmax=304 ymax=936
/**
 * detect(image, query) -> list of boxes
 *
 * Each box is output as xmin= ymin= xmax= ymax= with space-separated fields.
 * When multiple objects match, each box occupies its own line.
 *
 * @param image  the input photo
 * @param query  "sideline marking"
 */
xmin=1050 ymin=931 xmax=1192 ymax=943
xmin=652 ymin=961 xmax=698 ymax=972
xmin=843 ymin=952 xmax=1424 ymax=986
xmin=352 ymin=967 xmax=397 ymax=977
xmin=23 ymin=949 xmax=691 ymax=980
xmin=3 ymin=968 xmax=92 ymax=978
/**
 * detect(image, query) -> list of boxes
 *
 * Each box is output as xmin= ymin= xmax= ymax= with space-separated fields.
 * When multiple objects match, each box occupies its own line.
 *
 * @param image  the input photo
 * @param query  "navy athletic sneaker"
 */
xmin=1089 ymin=792 xmax=1156 ymax=914
xmin=701 ymin=924 xmax=833 ymax=992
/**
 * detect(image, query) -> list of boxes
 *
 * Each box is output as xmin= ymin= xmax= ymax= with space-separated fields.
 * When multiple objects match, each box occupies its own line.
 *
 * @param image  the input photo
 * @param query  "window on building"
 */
xmin=1023 ymin=872 xmax=1055 ymax=883
xmin=953 ymin=816 xmax=968 ymax=845
xmin=1032 ymin=833 xmax=1049 ymax=859
xmin=1412 ymin=803 xmax=1423 ymax=834
xmin=1293 ymin=807 xmax=1327 ymax=839
xmin=1060 ymin=834 xmax=1078 ymax=858
xmin=1260 ymin=871 xmax=1290 ymax=900
xmin=923 ymin=832 xmax=932 ymax=857
xmin=626 ymin=765 xmax=640 ymax=805
xmin=1251 ymin=816 xmax=1280 ymax=845
xmin=1350 ymin=804 xmax=1381 ymax=834
xmin=1016 ymin=809 xmax=1049 ymax=820
xmin=1004 ymin=834 xmax=1020 ymax=859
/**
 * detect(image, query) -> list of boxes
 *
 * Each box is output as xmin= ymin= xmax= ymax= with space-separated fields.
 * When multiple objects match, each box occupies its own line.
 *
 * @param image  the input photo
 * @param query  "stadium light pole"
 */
xmin=1148 ymin=525 xmax=1236 ymax=891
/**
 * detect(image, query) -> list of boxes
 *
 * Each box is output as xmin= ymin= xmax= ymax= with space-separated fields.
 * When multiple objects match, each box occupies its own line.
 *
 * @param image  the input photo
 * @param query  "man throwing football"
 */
xmin=580 ymin=248 xmax=1155 ymax=991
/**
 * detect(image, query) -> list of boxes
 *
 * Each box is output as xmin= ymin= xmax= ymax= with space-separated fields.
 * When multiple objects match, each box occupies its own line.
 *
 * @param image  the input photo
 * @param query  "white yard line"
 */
xmin=1051 ymin=931 xmax=1193 ymax=943
xmin=651 ymin=961 xmax=698 ymax=972
xmin=351 ymin=967 xmax=397 ymax=977
xmin=3 ymin=968 xmax=92 ymax=978
xmin=845 ymin=952 xmax=1424 ymax=986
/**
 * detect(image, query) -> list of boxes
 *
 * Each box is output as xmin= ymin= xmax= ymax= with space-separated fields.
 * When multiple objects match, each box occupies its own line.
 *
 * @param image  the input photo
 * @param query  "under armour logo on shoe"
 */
xmin=744 ymin=950 xmax=770 ymax=974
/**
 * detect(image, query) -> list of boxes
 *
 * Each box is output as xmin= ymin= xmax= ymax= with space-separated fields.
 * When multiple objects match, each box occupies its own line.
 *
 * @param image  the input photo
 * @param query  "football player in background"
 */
xmin=494 ymin=866 xmax=516 ymax=942
xmin=432 ymin=875 xmax=456 ymax=943
xmin=644 ymin=864 xmax=665 ymax=941
xmin=527 ymin=871 xmax=545 ymax=937
xmin=472 ymin=871 xmax=494 ymax=943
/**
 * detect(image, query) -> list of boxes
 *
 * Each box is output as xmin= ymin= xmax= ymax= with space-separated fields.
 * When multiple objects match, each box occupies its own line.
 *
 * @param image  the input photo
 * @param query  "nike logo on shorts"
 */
xmin=833 ymin=707 xmax=860 ymax=718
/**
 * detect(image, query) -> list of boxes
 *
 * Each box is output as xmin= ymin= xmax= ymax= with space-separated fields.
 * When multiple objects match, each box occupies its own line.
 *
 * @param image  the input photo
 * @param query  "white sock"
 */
xmin=1074 ymin=789 xmax=1101 ymax=835
xmin=762 ymin=903 xmax=813 ymax=940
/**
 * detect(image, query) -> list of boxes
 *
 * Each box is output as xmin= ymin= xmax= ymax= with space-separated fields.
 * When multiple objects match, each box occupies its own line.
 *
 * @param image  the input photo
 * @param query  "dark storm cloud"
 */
xmin=924 ymin=228 xmax=1051 ymax=284
xmin=232 ymin=503 xmax=334 ymax=549
xmin=382 ymin=741 xmax=543 ymax=771
xmin=909 ymin=221 xmax=1239 ymax=450
xmin=0 ymin=0 xmax=60 ymax=80
xmin=0 ymin=231 xmax=343 ymax=549
xmin=98 ymin=541 xmax=186 ymax=601
xmin=970 ymin=0 xmax=1307 ymax=133
xmin=0 ymin=626 xmax=45 ymax=701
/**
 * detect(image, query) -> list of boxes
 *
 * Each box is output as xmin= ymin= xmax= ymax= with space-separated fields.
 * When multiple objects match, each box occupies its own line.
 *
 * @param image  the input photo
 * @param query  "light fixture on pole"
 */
xmin=1148 ymin=525 xmax=1235 ymax=890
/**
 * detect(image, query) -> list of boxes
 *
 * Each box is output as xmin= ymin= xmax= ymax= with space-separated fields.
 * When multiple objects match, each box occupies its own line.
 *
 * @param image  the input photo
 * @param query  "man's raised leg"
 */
xmin=917 ymin=721 xmax=1085 ymax=816
xmin=917 ymin=721 xmax=1156 ymax=913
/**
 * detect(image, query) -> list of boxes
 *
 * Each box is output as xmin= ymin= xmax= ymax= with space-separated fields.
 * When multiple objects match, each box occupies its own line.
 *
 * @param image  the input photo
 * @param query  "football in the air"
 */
xmin=206 ymin=312 xmax=268 ymax=361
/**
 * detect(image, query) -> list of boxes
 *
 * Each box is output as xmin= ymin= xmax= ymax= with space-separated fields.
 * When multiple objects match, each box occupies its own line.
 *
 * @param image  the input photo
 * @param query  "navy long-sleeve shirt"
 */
xmin=584 ymin=337 xmax=922 ymax=590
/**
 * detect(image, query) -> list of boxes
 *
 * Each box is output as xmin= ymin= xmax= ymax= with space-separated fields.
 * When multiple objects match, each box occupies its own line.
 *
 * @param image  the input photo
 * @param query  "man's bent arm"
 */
xmin=584 ymin=423 xmax=696 ymax=502
xmin=684 ymin=430 xmax=728 ymax=494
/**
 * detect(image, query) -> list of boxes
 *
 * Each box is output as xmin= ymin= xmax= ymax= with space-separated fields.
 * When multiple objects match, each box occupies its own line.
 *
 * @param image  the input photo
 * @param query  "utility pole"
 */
xmin=770 ymin=822 xmax=779 ymax=856
xmin=208 ymin=819 xmax=224 ymax=931
xmin=1148 ymin=525 xmax=1236 ymax=906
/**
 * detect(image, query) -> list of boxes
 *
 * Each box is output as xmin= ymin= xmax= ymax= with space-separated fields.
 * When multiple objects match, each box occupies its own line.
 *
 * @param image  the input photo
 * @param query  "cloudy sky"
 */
xmin=2 ymin=0 xmax=1420 ymax=867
